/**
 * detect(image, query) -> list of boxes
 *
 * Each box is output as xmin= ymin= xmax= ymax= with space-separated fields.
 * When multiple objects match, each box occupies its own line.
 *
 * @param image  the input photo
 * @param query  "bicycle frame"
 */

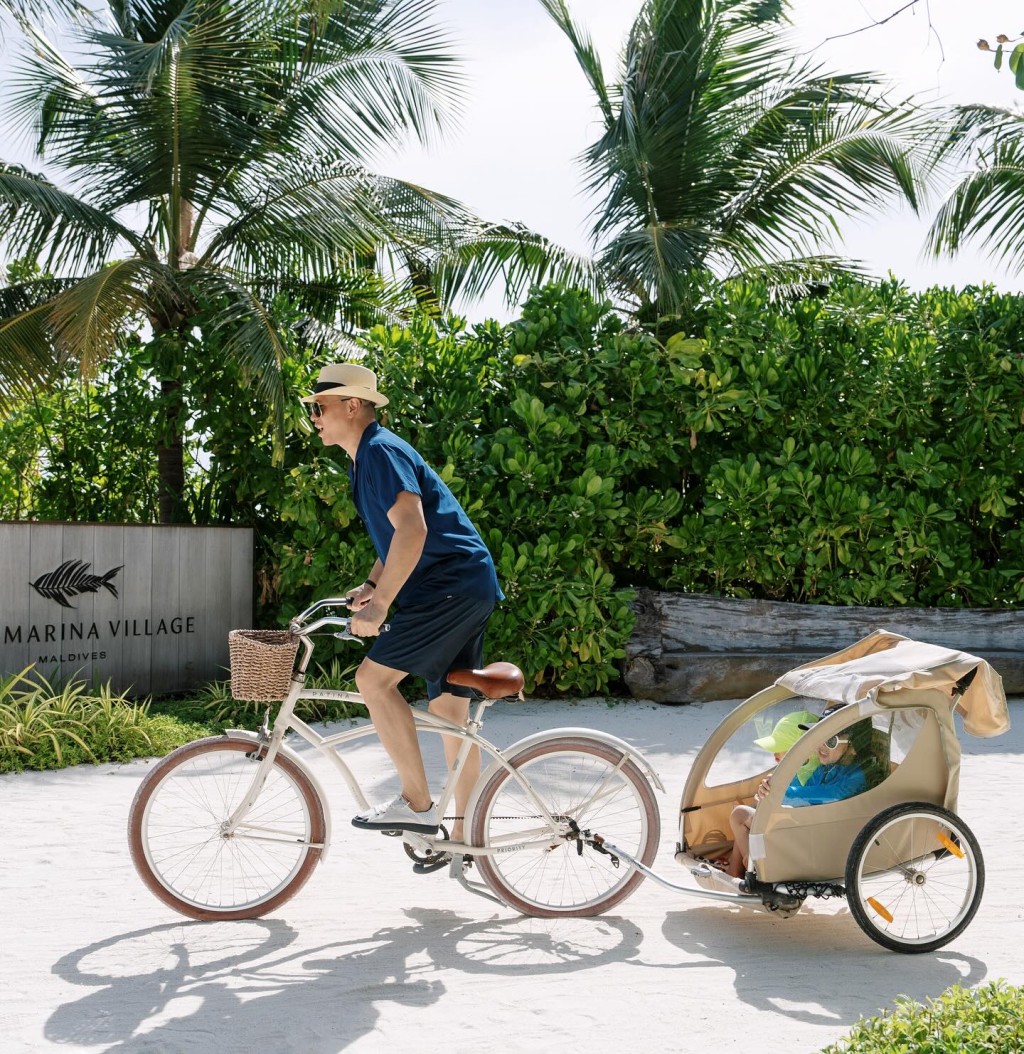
xmin=129 ymin=596 xmax=668 ymax=921
xmin=220 ymin=616 xmax=623 ymax=865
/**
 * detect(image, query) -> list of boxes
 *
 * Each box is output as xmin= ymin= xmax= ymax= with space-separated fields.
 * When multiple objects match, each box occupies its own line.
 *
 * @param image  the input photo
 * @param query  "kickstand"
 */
xmin=450 ymin=853 xmax=504 ymax=907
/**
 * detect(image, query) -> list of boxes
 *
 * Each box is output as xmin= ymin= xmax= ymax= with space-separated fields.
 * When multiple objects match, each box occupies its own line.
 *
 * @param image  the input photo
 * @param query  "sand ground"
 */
xmin=3 ymin=695 xmax=1022 ymax=1054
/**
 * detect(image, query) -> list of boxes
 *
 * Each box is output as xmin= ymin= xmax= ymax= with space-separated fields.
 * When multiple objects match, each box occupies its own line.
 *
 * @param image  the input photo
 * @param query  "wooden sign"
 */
xmin=0 ymin=523 xmax=253 ymax=695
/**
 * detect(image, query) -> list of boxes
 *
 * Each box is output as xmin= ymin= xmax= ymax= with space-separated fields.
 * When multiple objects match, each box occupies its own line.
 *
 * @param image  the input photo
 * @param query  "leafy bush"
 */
xmin=820 ymin=981 xmax=1024 ymax=1054
xmin=664 ymin=279 xmax=1024 ymax=606
xmin=3 ymin=278 xmax=1022 ymax=700
xmin=0 ymin=669 xmax=208 ymax=772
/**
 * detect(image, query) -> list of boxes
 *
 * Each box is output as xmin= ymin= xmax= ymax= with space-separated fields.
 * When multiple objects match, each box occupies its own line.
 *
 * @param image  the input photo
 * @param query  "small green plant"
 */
xmin=820 ymin=981 xmax=1024 ymax=1054
xmin=0 ymin=668 xmax=208 ymax=772
xmin=151 ymin=658 xmax=367 ymax=733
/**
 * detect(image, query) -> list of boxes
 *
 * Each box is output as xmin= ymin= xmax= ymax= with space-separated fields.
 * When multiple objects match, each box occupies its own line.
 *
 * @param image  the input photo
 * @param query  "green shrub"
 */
xmin=664 ymin=279 xmax=1024 ymax=607
xmin=0 ymin=669 xmax=208 ymax=773
xmin=3 ymin=278 xmax=1022 ymax=700
xmin=152 ymin=658 xmax=368 ymax=728
xmin=821 ymin=981 xmax=1024 ymax=1053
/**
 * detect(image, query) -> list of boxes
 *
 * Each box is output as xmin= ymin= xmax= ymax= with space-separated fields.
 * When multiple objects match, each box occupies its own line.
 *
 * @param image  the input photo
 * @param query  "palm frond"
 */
xmin=0 ymin=299 xmax=61 ymax=403
xmin=717 ymin=97 xmax=936 ymax=274
xmin=734 ymin=253 xmax=873 ymax=294
xmin=45 ymin=258 xmax=164 ymax=371
xmin=267 ymin=0 xmax=465 ymax=157
xmin=925 ymin=127 xmax=1024 ymax=272
xmin=0 ymin=275 xmax=78 ymax=318
xmin=538 ymin=0 xmax=614 ymax=123
xmin=180 ymin=267 xmax=289 ymax=460
xmin=0 ymin=164 xmax=151 ymax=273
xmin=201 ymin=160 xmax=406 ymax=272
xmin=428 ymin=223 xmax=600 ymax=307
xmin=1 ymin=0 xmax=91 ymax=23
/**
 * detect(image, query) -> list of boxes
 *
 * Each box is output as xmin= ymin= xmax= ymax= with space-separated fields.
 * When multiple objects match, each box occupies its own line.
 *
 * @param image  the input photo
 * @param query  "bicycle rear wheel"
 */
xmin=845 ymin=802 xmax=984 ymax=953
xmin=470 ymin=736 xmax=660 ymax=918
xmin=129 ymin=737 xmax=326 ymax=920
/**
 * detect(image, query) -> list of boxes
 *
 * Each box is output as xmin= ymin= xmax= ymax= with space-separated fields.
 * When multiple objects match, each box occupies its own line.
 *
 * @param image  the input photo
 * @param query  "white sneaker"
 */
xmin=352 ymin=795 xmax=439 ymax=834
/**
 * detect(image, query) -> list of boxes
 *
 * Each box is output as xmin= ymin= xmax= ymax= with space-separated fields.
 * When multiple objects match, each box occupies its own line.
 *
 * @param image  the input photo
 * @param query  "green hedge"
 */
xmin=664 ymin=279 xmax=1024 ymax=607
xmin=821 ymin=981 xmax=1024 ymax=1053
xmin=3 ymin=278 xmax=1021 ymax=696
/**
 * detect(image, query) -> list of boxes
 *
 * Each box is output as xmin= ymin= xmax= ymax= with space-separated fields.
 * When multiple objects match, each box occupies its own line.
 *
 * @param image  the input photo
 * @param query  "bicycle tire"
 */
xmin=470 ymin=736 xmax=660 ymax=918
xmin=845 ymin=802 xmax=984 ymax=953
xmin=129 ymin=737 xmax=326 ymax=921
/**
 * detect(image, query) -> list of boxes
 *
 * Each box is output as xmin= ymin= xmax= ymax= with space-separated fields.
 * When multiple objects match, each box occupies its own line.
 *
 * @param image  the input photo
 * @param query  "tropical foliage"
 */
xmin=927 ymin=102 xmax=1024 ymax=274
xmin=541 ymin=0 xmax=939 ymax=321
xmin=0 ymin=0 xmax=577 ymax=521
xmin=0 ymin=666 xmax=204 ymax=772
xmin=0 ymin=655 xmax=369 ymax=772
xmin=819 ymin=981 xmax=1024 ymax=1054
xmin=6 ymin=279 xmax=1022 ymax=697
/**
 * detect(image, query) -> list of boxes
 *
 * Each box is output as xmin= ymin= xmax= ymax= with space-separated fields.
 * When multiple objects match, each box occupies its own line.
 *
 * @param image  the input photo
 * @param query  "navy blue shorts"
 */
xmin=367 ymin=594 xmax=495 ymax=699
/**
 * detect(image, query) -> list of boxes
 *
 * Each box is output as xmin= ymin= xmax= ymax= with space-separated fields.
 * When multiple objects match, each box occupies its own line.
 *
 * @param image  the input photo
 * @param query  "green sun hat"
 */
xmin=753 ymin=710 xmax=820 ymax=754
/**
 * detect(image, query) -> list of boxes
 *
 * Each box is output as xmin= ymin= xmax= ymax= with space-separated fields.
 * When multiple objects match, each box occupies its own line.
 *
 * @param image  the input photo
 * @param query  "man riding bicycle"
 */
xmin=302 ymin=363 xmax=503 ymax=841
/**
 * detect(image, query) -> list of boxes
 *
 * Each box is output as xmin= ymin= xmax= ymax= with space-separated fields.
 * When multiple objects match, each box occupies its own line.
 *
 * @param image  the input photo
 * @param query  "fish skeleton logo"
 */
xmin=30 ymin=559 xmax=124 ymax=609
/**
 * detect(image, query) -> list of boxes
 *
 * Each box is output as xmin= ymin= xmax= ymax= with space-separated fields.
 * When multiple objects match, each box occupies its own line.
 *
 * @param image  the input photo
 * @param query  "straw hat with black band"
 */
xmin=300 ymin=363 xmax=389 ymax=407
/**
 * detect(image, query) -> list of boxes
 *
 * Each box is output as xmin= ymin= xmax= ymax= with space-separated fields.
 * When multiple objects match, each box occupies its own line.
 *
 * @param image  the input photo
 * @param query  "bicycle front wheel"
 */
xmin=845 ymin=802 xmax=984 ymax=953
xmin=129 ymin=737 xmax=326 ymax=921
xmin=470 ymin=736 xmax=660 ymax=918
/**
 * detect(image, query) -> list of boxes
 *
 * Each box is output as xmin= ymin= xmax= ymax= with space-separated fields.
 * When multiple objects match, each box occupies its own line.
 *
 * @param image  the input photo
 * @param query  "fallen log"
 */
xmin=624 ymin=590 xmax=1024 ymax=702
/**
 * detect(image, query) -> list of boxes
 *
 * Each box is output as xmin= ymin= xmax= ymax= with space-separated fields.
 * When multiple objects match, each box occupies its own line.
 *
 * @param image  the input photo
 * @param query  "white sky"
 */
xmin=3 ymin=1 xmax=1023 ymax=321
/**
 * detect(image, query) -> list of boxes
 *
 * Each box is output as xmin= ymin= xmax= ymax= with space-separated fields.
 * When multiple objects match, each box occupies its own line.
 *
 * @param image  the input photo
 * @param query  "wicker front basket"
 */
xmin=229 ymin=629 xmax=300 ymax=702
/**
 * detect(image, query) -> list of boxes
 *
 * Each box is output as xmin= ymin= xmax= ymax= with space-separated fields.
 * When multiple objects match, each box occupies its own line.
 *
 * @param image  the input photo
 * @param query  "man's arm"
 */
xmin=350 ymin=491 xmax=427 ymax=636
xmin=346 ymin=558 xmax=385 ymax=609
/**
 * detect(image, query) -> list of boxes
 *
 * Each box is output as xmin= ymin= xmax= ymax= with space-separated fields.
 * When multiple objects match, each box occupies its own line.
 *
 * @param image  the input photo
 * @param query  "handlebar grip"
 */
xmin=334 ymin=623 xmax=389 ymax=640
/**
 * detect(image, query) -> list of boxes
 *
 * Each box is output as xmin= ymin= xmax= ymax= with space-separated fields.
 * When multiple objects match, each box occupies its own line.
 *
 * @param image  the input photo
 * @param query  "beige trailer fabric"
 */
xmin=678 ymin=633 xmax=1008 ymax=886
xmin=776 ymin=630 xmax=1010 ymax=737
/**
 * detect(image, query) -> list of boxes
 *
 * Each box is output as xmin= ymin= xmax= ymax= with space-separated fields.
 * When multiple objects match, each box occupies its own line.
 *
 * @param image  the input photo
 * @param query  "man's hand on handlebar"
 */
xmin=345 ymin=581 xmax=375 ymax=611
xmin=349 ymin=597 xmax=389 ymax=637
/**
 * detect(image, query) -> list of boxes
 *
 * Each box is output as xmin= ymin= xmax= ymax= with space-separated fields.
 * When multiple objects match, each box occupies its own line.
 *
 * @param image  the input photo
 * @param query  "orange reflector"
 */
xmin=937 ymin=833 xmax=965 ymax=858
xmin=867 ymin=897 xmax=894 ymax=923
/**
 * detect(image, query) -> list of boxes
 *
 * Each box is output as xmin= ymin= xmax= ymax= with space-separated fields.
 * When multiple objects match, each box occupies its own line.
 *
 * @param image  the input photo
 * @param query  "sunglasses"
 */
xmin=824 ymin=734 xmax=849 ymax=749
xmin=309 ymin=396 xmax=353 ymax=418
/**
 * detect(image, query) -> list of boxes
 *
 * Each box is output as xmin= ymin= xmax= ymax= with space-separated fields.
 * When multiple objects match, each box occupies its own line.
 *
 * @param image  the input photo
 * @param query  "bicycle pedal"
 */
xmin=379 ymin=828 xmax=404 ymax=837
xmin=411 ymin=853 xmax=452 ymax=875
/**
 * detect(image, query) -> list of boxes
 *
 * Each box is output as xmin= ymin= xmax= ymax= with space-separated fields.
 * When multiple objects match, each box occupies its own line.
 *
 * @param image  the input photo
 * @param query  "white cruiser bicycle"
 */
xmin=128 ymin=597 xmax=663 ymax=921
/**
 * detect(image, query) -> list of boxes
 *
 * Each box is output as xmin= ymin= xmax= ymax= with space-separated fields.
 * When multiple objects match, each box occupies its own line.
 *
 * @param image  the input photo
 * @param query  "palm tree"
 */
xmin=0 ymin=0 xmax=575 ymax=521
xmin=925 ymin=105 xmax=1024 ymax=273
xmin=541 ymin=0 xmax=938 ymax=321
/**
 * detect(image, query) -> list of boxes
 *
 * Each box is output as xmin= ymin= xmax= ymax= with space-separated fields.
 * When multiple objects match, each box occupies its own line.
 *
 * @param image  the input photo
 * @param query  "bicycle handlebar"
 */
xmin=288 ymin=596 xmax=389 ymax=639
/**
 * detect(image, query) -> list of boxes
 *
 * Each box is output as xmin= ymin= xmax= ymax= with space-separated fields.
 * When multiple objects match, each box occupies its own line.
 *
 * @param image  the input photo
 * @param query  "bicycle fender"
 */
xmin=223 ymin=729 xmax=334 ymax=860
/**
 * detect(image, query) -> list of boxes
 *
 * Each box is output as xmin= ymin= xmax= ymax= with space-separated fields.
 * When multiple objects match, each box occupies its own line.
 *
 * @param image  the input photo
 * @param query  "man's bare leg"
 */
xmin=355 ymin=657 xmax=431 ymax=812
xmin=428 ymin=692 xmax=479 ymax=842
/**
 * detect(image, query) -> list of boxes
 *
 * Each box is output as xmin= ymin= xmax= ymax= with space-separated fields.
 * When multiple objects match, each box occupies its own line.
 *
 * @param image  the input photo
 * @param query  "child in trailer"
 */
xmin=726 ymin=704 xmax=884 ymax=879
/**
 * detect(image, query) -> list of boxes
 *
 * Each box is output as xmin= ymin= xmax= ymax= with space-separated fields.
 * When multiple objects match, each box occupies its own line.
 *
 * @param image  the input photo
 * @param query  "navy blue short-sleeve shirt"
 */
xmin=349 ymin=422 xmax=503 ymax=607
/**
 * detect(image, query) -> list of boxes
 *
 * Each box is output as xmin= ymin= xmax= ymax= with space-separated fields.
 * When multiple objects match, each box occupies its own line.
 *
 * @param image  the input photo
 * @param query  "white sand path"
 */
xmin=3 ymin=696 xmax=1023 ymax=1054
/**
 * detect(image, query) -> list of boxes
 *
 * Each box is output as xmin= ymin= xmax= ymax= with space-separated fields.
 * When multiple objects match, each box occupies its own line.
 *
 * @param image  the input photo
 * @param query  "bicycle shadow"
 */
xmin=47 ymin=909 xmax=642 ymax=1052
xmin=657 ymin=903 xmax=988 ymax=1026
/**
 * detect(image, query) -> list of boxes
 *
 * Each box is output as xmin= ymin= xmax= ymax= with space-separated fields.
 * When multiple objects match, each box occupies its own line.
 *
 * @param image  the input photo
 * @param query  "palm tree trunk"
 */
xmin=157 ymin=376 xmax=188 ymax=523
xmin=152 ymin=198 xmax=194 ymax=524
